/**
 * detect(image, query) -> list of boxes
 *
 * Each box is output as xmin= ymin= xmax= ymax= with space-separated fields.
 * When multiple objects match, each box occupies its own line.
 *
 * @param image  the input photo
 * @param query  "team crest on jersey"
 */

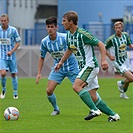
xmin=119 ymin=44 xmax=126 ymax=51
xmin=70 ymin=45 xmax=78 ymax=54
xmin=7 ymin=34 xmax=12 ymax=38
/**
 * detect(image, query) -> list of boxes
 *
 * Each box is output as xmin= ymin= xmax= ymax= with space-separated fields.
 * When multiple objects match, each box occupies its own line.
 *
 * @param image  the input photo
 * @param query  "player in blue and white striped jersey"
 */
xmin=0 ymin=14 xmax=21 ymax=99
xmin=36 ymin=16 xmax=79 ymax=115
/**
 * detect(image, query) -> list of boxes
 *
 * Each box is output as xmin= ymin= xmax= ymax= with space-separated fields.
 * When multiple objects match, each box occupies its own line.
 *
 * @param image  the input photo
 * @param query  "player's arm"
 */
xmin=54 ymin=49 xmax=73 ymax=71
xmin=97 ymin=41 xmax=108 ymax=71
xmin=7 ymin=42 xmax=20 ymax=56
xmin=129 ymin=44 xmax=133 ymax=49
xmin=36 ymin=57 xmax=44 ymax=84
xmin=106 ymin=50 xmax=115 ymax=61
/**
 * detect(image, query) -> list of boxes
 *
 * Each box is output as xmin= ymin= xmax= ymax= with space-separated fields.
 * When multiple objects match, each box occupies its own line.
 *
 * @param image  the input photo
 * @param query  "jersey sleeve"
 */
xmin=125 ymin=32 xmax=132 ymax=46
xmin=14 ymin=28 xmax=21 ymax=42
xmin=83 ymin=32 xmax=100 ymax=46
xmin=105 ymin=38 xmax=113 ymax=50
xmin=40 ymin=40 xmax=47 ymax=58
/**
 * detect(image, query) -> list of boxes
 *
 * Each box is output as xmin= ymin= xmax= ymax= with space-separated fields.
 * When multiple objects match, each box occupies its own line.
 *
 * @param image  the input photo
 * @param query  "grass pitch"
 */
xmin=0 ymin=77 xmax=133 ymax=133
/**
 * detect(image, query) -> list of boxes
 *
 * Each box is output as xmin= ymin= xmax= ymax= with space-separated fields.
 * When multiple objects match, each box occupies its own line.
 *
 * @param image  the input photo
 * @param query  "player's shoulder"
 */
xmin=77 ymin=27 xmax=93 ymax=38
xmin=8 ymin=25 xmax=17 ymax=31
xmin=41 ymin=35 xmax=49 ymax=43
xmin=57 ymin=32 xmax=67 ymax=38
xmin=107 ymin=34 xmax=115 ymax=41
xmin=122 ymin=32 xmax=129 ymax=35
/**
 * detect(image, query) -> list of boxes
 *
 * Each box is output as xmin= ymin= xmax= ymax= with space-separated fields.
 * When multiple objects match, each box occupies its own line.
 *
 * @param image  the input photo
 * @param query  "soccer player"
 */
xmin=55 ymin=11 xmax=120 ymax=121
xmin=0 ymin=14 xmax=21 ymax=99
xmin=36 ymin=16 xmax=79 ymax=115
xmin=105 ymin=21 xmax=133 ymax=99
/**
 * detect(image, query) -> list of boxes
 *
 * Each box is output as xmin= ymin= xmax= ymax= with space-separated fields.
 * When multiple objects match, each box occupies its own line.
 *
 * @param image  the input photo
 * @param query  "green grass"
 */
xmin=0 ymin=77 xmax=133 ymax=133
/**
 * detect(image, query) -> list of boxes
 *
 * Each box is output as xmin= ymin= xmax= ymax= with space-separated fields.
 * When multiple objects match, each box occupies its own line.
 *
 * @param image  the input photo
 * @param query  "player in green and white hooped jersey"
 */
xmin=105 ymin=21 xmax=133 ymax=99
xmin=55 ymin=11 xmax=120 ymax=121
xmin=0 ymin=14 xmax=21 ymax=99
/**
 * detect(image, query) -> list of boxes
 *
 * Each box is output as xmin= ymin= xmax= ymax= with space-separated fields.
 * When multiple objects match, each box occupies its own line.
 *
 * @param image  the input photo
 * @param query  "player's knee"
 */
xmin=1 ymin=71 xmax=6 ymax=77
xmin=46 ymin=88 xmax=53 ymax=96
xmin=73 ymin=84 xmax=81 ymax=93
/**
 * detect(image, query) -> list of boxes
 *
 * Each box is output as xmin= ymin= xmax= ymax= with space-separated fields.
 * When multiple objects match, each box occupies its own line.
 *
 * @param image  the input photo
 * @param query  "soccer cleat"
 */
xmin=84 ymin=109 xmax=102 ymax=120
xmin=120 ymin=93 xmax=129 ymax=99
xmin=108 ymin=113 xmax=120 ymax=122
xmin=13 ymin=95 xmax=18 ymax=99
xmin=117 ymin=81 xmax=124 ymax=93
xmin=0 ymin=91 xmax=6 ymax=99
xmin=51 ymin=110 xmax=60 ymax=116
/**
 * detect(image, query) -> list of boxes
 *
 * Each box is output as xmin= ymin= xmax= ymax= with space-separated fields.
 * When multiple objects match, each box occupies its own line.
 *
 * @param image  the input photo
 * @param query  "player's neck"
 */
xmin=2 ymin=25 xmax=8 ymax=30
xmin=49 ymin=33 xmax=56 ymax=41
xmin=70 ymin=25 xmax=78 ymax=34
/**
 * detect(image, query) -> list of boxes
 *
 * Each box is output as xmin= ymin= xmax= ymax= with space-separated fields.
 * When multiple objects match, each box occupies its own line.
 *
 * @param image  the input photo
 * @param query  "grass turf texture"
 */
xmin=0 ymin=77 xmax=133 ymax=133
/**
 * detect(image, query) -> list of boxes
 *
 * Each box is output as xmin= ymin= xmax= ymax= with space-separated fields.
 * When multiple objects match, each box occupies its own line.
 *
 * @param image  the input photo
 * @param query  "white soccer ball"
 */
xmin=4 ymin=107 xmax=20 ymax=120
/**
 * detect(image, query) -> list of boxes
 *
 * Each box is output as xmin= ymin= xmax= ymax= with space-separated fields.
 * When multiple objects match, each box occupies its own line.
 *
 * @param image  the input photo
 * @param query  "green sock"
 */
xmin=121 ymin=81 xmax=124 ymax=85
xmin=123 ymin=88 xmax=127 ymax=92
xmin=78 ymin=89 xmax=97 ymax=110
xmin=95 ymin=98 xmax=115 ymax=116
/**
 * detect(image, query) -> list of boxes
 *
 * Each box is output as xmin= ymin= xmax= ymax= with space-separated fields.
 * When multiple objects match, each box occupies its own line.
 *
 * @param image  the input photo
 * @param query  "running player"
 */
xmin=105 ymin=21 xmax=133 ymax=99
xmin=55 ymin=11 xmax=120 ymax=121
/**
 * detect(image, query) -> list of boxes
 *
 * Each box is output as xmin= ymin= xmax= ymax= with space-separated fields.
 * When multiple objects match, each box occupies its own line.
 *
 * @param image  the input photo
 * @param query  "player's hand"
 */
xmin=7 ymin=50 xmax=13 ymax=56
xmin=36 ymin=73 xmax=42 ymax=84
xmin=101 ymin=60 xmax=108 ymax=71
xmin=109 ymin=55 xmax=115 ymax=61
xmin=54 ymin=61 xmax=63 ymax=71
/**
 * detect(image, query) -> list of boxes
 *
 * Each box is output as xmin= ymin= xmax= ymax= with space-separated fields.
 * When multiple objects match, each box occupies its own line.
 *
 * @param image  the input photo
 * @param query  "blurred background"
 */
xmin=0 ymin=0 xmax=133 ymax=77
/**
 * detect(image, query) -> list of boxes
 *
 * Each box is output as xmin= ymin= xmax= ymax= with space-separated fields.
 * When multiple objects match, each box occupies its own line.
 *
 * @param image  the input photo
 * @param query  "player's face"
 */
xmin=62 ymin=17 xmax=71 ymax=30
xmin=114 ymin=24 xmax=123 ymax=36
xmin=0 ymin=16 xmax=9 ymax=29
xmin=46 ymin=24 xmax=57 ymax=36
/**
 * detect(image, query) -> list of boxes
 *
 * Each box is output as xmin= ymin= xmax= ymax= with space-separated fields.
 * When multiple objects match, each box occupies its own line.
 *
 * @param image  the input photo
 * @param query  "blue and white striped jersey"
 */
xmin=40 ymin=32 xmax=79 ymax=72
xmin=0 ymin=25 xmax=21 ymax=60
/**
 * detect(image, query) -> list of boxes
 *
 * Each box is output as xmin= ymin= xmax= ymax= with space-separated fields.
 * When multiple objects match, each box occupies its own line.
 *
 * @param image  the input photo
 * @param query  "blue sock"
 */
xmin=47 ymin=93 xmax=59 ymax=111
xmin=12 ymin=76 xmax=18 ymax=95
xmin=1 ymin=77 xmax=6 ymax=92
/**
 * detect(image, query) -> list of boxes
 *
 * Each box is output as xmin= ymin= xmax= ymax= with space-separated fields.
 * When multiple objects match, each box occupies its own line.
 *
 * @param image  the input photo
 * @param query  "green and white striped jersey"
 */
xmin=67 ymin=27 xmax=100 ymax=69
xmin=105 ymin=32 xmax=132 ymax=66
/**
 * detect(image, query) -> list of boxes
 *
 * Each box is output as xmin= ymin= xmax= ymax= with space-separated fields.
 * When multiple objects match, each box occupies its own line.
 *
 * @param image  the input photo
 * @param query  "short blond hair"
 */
xmin=114 ymin=21 xmax=123 ymax=27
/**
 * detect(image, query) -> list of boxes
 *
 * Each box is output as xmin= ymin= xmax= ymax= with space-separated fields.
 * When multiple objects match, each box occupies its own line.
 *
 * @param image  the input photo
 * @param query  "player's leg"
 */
xmin=120 ymin=70 xmax=133 ymax=99
xmin=73 ymin=67 xmax=102 ymax=120
xmin=47 ymin=69 xmax=65 ymax=115
xmin=0 ymin=59 xmax=7 ymax=99
xmin=95 ymin=92 xmax=120 ymax=121
xmin=47 ymin=80 xmax=60 ymax=115
xmin=9 ymin=60 xmax=18 ymax=99
xmin=85 ymin=76 xmax=120 ymax=121
xmin=11 ymin=73 xmax=18 ymax=99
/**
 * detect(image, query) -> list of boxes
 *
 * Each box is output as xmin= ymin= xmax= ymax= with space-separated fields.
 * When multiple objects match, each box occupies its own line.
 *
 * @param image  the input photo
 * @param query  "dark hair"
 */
xmin=45 ymin=16 xmax=57 ymax=26
xmin=63 ymin=11 xmax=78 ymax=25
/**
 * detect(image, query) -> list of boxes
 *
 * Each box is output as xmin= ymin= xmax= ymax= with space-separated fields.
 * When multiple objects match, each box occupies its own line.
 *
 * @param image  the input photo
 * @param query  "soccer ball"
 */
xmin=4 ymin=107 xmax=20 ymax=120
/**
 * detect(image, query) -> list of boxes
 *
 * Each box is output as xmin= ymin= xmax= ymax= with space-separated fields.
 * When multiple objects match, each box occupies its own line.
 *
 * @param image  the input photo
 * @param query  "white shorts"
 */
xmin=77 ymin=66 xmax=99 ymax=91
xmin=113 ymin=58 xmax=131 ymax=75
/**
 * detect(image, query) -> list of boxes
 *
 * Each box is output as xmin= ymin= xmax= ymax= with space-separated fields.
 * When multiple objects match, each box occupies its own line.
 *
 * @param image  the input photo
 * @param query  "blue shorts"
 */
xmin=48 ymin=67 xmax=78 ymax=84
xmin=0 ymin=59 xmax=18 ymax=74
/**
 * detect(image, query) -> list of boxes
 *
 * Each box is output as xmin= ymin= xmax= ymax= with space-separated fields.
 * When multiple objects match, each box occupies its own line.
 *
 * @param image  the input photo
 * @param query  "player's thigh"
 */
xmin=0 ymin=59 xmax=8 ymax=70
xmin=67 ymin=72 xmax=78 ymax=84
xmin=48 ymin=69 xmax=65 ymax=84
xmin=77 ymin=66 xmax=99 ymax=85
xmin=84 ymin=76 xmax=99 ymax=91
xmin=8 ymin=60 xmax=18 ymax=74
